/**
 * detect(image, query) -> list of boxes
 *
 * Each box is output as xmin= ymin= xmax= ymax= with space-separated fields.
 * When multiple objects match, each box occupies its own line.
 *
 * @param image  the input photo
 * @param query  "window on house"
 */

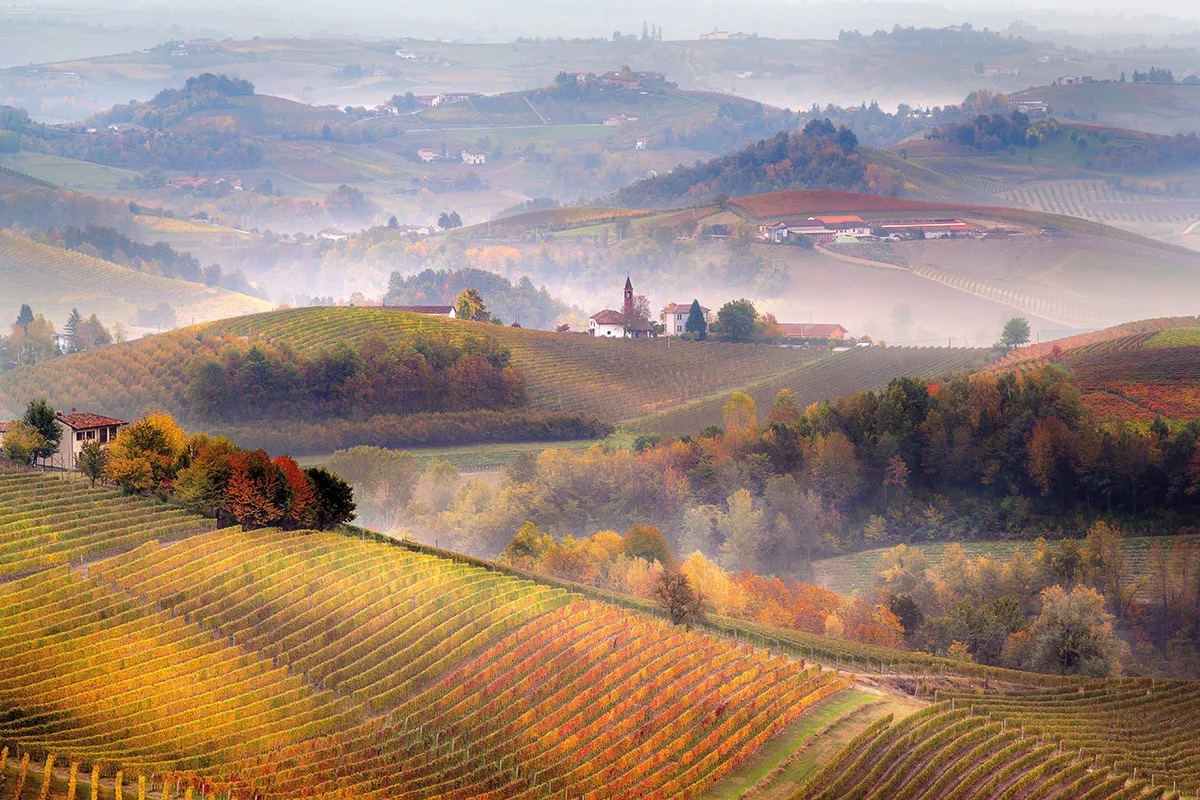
xmin=76 ymin=432 xmax=84 ymax=441
xmin=100 ymin=428 xmax=109 ymax=443
xmin=87 ymin=430 xmax=96 ymax=440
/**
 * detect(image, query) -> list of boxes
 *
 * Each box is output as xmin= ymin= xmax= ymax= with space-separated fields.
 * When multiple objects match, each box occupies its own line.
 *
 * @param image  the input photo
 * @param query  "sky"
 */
xmin=10 ymin=0 xmax=1200 ymax=39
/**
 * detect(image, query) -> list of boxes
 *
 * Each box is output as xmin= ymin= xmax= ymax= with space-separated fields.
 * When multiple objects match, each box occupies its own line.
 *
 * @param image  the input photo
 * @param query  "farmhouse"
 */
xmin=386 ymin=304 xmax=457 ymax=318
xmin=661 ymin=302 xmax=712 ymax=336
xmin=461 ymin=150 xmax=487 ymax=165
xmin=589 ymin=277 xmax=653 ymax=339
xmin=778 ymin=323 xmax=850 ymax=342
xmin=418 ymin=148 xmax=441 ymax=163
xmin=0 ymin=410 xmax=128 ymax=470
xmin=318 ymin=228 xmax=349 ymax=242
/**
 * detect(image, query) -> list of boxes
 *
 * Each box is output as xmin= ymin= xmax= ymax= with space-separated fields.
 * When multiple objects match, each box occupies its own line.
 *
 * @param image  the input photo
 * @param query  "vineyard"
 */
xmin=629 ymin=346 xmax=992 ymax=435
xmin=799 ymin=700 xmax=1181 ymax=800
xmin=1000 ymin=180 xmax=1200 ymax=238
xmin=982 ymin=317 xmax=1200 ymax=423
xmin=0 ymin=473 xmax=852 ymax=799
xmin=939 ymin=680 xmax=1200 ymax=796
xmin=0 ymin=472 xmax=211 ymax=579
xmin=0 ymin=231 xmax=271 ymax=328
xmin=810 ymin=535 xmax=1200 ymax=597
xmin=0 ymin=307 xmax=827 ymax=430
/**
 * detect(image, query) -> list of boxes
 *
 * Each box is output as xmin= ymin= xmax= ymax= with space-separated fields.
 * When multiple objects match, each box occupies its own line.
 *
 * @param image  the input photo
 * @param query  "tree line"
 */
xmin=186 ymin=332 xmax=526 ymax=423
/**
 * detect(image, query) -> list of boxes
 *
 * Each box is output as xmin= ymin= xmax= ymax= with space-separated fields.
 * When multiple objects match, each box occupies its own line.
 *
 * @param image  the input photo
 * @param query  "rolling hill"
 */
xmin=986 ymin=316 xmax=1200 ymax=423
xmin=0 ymin=307 xmax=992 ymax=450
xmin=4 ymin=468 xmax=1200 ymax=799
xmin=1010 ymin=82 xmax=1200 ymax=137
xmin=0 ymin=231 xmax=273 ymax=332
xmin=0 ymin=471 xmax=850 ymax=798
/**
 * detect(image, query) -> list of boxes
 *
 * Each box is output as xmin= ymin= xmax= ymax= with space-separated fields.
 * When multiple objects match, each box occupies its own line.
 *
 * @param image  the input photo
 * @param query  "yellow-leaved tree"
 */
xmin=105 ymin=412 xmax=187 ymax=494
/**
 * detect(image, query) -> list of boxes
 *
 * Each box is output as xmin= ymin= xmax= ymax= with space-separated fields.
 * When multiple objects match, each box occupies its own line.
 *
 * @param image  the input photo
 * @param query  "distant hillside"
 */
xmin=987 ymin=316 xmax=1200 ymax=422
xmin=0 ymin=231 xmax=272 ymax=331
xmin=611 ymin=120 xmax=875 ymax=208
xmin=1010 ymin=81 xmax=1200 ymax=136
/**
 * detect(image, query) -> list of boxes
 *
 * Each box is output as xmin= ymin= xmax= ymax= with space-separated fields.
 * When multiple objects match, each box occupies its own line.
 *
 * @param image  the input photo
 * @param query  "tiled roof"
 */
xmin=778 ymin=323 xmax=847 ymax=338
xmin=809 ymin=215 xmax=865 ymax=225
xmin=662 ymin=303 xmax=711 ymax=315
xmin=56 ymin=411 xmax=127 ymax=429
xmin=591 ymin=309 xmax=626 ymax=325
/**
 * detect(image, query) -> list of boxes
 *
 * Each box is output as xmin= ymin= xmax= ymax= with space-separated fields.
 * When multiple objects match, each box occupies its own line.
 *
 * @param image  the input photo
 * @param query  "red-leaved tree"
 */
xmin=225 ymin=450 xmax=284 ymax=529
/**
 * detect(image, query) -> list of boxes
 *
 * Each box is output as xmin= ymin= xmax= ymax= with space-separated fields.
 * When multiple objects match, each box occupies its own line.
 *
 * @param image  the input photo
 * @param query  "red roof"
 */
xmin=778 ymin=323 xmax=848 ymax=339
xmin=662 ymin=303 xmax=711 ymax=315
xmin=391 ymin=305 xmax=454 ymax=315
xmin=591 ymin=309 xmax=626 ymax=325
xmin=56 ymin=411 xmax=127 ymax=429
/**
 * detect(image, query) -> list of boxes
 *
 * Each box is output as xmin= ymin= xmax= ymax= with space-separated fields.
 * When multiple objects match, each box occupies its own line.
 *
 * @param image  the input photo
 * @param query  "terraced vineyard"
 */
xmin=799 ymin=701 xmax=1176 ymax=800
xmin=940 ymin=680 xmax=1200 ymax=796
xmin=0 ymin=473 xmax=851 ymax=799
xmin=0 ymin=231 xmax=271 ymax=328
xmin=1001 ymin=180 xmax=1200 ymax=237
xmin=630 ymin=346 xmax=992 ymax=435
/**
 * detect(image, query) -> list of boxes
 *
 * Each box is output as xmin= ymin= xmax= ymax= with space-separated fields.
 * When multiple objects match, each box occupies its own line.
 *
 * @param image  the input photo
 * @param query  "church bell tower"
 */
xmin=623 ymin=276 xmax=634 ymax=318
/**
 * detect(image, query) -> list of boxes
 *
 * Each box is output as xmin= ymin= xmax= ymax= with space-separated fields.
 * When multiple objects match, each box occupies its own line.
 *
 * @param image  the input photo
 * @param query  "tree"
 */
xmin=454 ymin=288 xmax=490 ymax=322
xmin=104 ymin=412 xmax=187 ymax=494
xmin=438 ymin=210 xmax=463 ymax=230
xmin=2 ymin=422 xmax=45 ymax=466
xmin=77 ymin=440 xmax=109 ymax=487
xmin=22 ymin=399 xmax=61 ymax=464
xmin=76 ymin=314 xmax=112 ymax=351
xmin=274 ymin=454 xmax=318 ymax=529
xmin=715 ymin=299 xmax=758 ymax=342
xmin=15 ymin=304 xmax=33 ymax=332
xmin=685 ymin=299 xmax=707 ymax=339
xmin=387 ymin=215 xmax=399 ymax=229
xmin=1000 ymin=317 xmax=1031 ymax=351
xmin=225 ymin=450 xmax=284 ymax=529
xmin=423 ymin=458 xmax=462 ymax=513
xmin=654 ymin=569 xmax=706 ymax=627
xmin=306 ymin=467 xmax=356 ymax=529
xmin=622 ymin=524 xmax=674 ymax=566
xmin=716 ymin=489 xmax=764 ymax=572
xmin=722 ymin=392 xmax=757 ymax=447
xmin=502 ymin=521 xmax=554 ymax=566
xmin=63 ymin=308 xmax=83 ymax=353
xmin=1026 ymin=584 xmax=1123 ymax=676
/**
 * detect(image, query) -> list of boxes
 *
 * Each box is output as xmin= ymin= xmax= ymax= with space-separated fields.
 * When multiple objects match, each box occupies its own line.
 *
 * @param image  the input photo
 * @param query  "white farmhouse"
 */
xmin=661 ymin=302 xmax=711 ymax=336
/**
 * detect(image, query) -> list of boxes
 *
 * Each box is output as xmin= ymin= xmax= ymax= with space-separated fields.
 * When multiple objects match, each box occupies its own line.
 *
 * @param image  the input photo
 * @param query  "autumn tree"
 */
xmin=1026 ymin=584 xmax=1123 ymax=676
xmin=225 ymin=449 xmax=285 ymax=529
xmin=622 ymin=524 xmax=674 ymax=566
xmin=274 ymin=454 xmax=318 ymax=529
xmin=104 ymin=412 xmax=187 ymax=494
xmin=174 ymin=434 xmax=241 ymax=514
xmin=455 ymin=288 xmax=490 ymax=322
xmin=502 ymin=521 xmax=554 ymax=567
xmin=717 ymin=489 xmax=764 ymax=573
xmin=77 ymin=440 xmax=109 ymax=487
xmin=806 ymin=430 xmax=862 ymax=507
xmin=2 ymin=422 xmax=45 ymax=466
xmin=654 ymin=569 xmax=706 ymax=627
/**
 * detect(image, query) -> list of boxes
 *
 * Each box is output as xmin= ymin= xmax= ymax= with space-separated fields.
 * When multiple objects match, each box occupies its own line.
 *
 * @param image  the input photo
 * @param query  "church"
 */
xmin=588 ymin=277 xmax=654 ymax=338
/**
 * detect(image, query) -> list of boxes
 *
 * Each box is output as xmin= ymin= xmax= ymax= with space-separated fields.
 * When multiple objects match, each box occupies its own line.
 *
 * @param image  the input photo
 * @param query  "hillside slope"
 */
xmin=0 ymin=231 xmax=272 ymax=329
xmin=0 ymin=472 xmax=849 ymax=798
xmin=986 ymin=316 xmax=1200 ymax=422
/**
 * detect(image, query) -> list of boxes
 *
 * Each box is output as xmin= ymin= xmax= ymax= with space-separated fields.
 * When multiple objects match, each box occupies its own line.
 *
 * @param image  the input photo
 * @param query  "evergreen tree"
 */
xmin=15 ymin=304 xmax=33 ymax=332
xmin=21 ymin=399 xmax=61 ymax=463
xmin=64 ymin=308 xmax=83 ymax=353
xmin=685 ymin=299 xmax=707 ymax=339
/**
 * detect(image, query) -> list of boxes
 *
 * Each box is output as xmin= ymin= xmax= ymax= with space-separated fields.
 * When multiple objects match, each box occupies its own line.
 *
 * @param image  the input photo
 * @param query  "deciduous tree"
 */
xmin=654 ymin=569 xmax=706 ymax=627
xmin=77 ymin=440 xmax=109 ymax=487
